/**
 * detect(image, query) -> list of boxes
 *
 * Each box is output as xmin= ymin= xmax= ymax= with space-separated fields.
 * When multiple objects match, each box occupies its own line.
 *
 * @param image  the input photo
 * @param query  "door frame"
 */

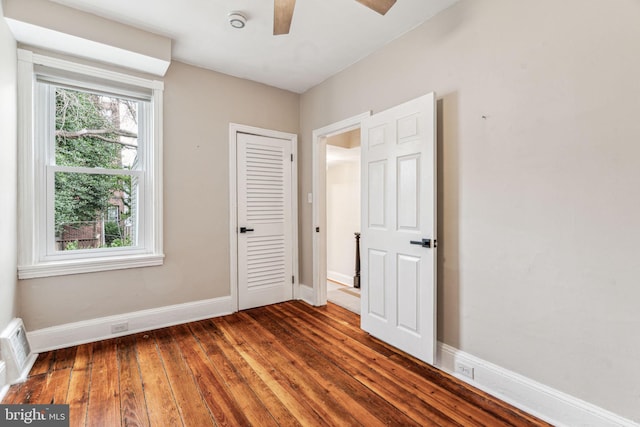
xmin=229 ymin=123 xmax=299 ymax=312
xmin=311 ymin=112 xmax=370 ymax=306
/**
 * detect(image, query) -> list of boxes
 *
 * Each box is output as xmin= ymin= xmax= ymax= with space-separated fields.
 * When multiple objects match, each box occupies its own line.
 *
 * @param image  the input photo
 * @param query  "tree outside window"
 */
xmin=53 ymin=88 xmax=139 ymax=251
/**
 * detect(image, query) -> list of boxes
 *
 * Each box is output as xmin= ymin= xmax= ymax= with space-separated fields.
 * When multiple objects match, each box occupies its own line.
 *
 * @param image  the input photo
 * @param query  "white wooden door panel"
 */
xmin=368 ymin=161 xmax=387 ymax=228
xmin=361 ymin=93 xmax=437 ymax=364
xmin=368 ymin=249 xmax=387 ymax=318
xmin=397 ymin=154 xmax=420 ymax=230
xmin=397 ymin=253 xmax=420 ymax=332
xmin=237 ymin=132 xmax=293 ymax=310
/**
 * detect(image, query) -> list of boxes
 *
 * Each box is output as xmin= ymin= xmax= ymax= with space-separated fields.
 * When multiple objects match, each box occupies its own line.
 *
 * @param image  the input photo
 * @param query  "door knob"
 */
xmin=239 ymin=227 xmax=254 ymax=233
xmin=410 ymin=238 xmax=431 ymax=248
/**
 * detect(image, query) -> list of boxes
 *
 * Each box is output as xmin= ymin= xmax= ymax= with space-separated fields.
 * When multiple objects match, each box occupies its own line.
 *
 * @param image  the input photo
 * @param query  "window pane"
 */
xmin=54 ymin=172 xmax=137 ymax=251
xmin=55 ymin=88 xmax=139 ymax=170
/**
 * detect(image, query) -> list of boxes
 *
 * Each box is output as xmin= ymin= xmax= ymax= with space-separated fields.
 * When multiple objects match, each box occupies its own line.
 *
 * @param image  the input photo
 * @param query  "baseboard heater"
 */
xmin=0 ymin=319 xmax=38 ymax=384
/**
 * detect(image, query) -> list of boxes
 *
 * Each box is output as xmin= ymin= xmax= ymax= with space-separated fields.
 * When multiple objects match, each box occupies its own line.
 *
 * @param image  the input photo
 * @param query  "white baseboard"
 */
xmin=327 ymin=271 xmax=353 ymax=287
xmin=298 ymin=284 xmax=315 ymax=306
xmin=27 ymin=296 xmax=234 ymax=352
xmin=437 ymin=343 xmax=638 ymax=427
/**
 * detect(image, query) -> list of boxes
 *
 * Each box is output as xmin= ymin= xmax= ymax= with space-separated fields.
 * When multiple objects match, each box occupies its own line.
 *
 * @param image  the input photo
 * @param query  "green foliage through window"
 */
xmin=54 ymin=88 xmax=138 ymax=250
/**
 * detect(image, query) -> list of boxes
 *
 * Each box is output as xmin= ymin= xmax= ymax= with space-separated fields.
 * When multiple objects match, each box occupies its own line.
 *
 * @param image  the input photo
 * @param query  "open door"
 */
xmin=360 ymin=93 xmax=437 ymax=364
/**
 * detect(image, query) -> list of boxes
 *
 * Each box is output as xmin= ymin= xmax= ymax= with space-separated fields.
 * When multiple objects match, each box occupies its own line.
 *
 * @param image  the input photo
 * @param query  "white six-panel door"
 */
xmin=360 ymin=93 xmax=437 ymax=364
xmin=237 ymin=132 xmax=294 ymax=310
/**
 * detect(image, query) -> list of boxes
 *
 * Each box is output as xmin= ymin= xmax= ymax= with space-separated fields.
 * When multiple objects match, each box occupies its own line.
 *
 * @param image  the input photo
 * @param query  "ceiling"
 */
xmin=50 ymin=0 xmax=458 ymax=93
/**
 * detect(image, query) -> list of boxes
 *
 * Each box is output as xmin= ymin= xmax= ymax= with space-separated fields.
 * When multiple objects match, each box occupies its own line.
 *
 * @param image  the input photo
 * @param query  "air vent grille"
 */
xmin=0 ymin=318 xmax=37 ymax=384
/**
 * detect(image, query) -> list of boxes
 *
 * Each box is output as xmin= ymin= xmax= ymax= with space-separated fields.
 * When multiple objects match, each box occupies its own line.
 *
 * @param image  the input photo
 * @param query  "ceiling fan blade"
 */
xmin=274 ymin=0 xmax=296 ymax=35
xmin=355 ymin=0 xmax=397 ymax=15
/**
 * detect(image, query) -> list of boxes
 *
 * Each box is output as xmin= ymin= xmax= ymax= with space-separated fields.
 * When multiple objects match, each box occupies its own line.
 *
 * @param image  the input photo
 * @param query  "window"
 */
xmin=18 ymin=50 xmax=164 ymax=279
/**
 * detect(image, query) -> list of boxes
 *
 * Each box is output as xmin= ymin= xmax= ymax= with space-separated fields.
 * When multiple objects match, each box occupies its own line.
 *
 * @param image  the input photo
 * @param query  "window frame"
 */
xmin=17 ymin=49 xmax=164 ymax=279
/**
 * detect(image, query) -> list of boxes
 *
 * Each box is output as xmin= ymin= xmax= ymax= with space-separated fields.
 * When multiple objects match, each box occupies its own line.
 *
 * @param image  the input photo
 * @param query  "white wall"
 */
xmin=299 ymin=0 xmax=640 ymax=421
xmin=0 ymin=0 xmax=18 ymax=333
xmin=326 ymin=159 xmax=360 ymax=284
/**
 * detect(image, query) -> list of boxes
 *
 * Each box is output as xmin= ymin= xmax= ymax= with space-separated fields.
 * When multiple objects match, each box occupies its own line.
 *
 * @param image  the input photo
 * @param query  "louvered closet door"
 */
xmin=237 ymin=132 xmax=294 ymax=310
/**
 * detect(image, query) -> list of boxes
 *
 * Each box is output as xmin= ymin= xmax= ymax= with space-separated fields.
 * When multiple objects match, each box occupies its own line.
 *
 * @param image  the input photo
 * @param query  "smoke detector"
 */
xmin=229 ymin=12 xmax=247 ymax=29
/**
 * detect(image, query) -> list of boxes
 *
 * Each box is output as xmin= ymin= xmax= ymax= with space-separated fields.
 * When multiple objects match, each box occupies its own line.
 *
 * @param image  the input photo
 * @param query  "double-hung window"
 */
xmin=17 ymin=50 xmax=164 ymax=279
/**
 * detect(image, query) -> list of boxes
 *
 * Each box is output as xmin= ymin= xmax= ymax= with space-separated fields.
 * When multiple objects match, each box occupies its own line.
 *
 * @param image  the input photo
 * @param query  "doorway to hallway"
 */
xmin=311 ymin=112 xmax=370 ymax=309
xmin=325 ymin=129 xmax=361 ymax=314
xmin=312 ymin=92 xmax=437 ymax=365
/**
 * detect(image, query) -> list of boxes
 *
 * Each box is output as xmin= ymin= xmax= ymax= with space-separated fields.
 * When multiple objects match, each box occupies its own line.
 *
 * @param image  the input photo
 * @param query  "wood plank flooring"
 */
xmin=2 ymin=301 xmax=551 ymax=426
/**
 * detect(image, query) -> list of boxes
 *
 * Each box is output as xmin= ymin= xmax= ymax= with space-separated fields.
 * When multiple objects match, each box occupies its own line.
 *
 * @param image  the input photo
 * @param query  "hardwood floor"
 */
xmin=2 ymin=301 xmax=551 ymax=426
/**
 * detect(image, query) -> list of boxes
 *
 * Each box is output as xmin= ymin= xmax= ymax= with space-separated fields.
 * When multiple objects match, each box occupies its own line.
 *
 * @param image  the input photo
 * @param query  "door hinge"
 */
xmin=292 ymin=275 xmax=295 ymax=284
xmin=291 ymin=154 xmax=293 ymax=161
xmin=315 ymin=227 xmax=320 ymax=232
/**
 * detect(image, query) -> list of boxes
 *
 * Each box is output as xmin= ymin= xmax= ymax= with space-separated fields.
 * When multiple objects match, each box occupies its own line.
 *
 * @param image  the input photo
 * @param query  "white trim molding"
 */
xmin=437 ymin=343 xmax=639 ymax=427
xmin=18 ymin=254 xmax=165 ymax=279
xmin=19 ymin=50 xmax=165 ymax=90
xmin=27 ymin=296 xmax=234 ymax=352
xmin=298 ymin=284 xmax=315 ymax=306
xmin=16 ymin=49 xmax=164 ymax=279
xmin=327 ymin=271 xmax=354 ymax=287
xmin=311 ymin=112 xmax=370 ymax=306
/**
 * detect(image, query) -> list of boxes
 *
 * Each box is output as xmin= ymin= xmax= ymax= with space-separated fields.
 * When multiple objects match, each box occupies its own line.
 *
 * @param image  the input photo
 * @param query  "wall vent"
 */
xmin=0 ymin=319 xmax=38 ymax=384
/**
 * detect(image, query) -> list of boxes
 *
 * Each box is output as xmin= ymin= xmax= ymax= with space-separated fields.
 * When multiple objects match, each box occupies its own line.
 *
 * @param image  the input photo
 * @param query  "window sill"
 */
xmin=18 ymin=253 xmax=165 ymax=279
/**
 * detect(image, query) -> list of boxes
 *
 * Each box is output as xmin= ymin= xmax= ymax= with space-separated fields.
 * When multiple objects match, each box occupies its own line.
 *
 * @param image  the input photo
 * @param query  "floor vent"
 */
xmin=0 ymin=319 xmax=37 ymax=384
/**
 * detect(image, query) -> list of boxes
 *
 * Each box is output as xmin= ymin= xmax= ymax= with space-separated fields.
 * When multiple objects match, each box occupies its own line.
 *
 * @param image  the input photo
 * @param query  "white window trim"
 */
xmin=17 ymin=49 xmax=164 ymax=279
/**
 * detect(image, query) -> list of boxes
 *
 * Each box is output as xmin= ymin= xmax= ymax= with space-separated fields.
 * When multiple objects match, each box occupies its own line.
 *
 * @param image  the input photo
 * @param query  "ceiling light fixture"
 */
xmin=228 ymin=12 xmax=247 ymax=29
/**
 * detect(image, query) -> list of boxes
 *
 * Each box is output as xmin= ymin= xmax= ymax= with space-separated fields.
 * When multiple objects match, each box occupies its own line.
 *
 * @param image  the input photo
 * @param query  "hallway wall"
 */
xmin=326 ymin=158 xmax=360 ymax=285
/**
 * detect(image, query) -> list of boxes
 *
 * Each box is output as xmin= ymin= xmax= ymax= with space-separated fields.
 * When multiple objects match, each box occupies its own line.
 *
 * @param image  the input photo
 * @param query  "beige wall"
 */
xmin=18 ymin=60 xmax=299 ymax=329
xmin=327 ymin=160 xmax=360 ymax=283
xmin=0 ymin=0 xmax=17 ymax=332
xmin=326 ymin=128 xmax=360 ymax=149
xmin=299 ymin=0 xmax=640 ymax=421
